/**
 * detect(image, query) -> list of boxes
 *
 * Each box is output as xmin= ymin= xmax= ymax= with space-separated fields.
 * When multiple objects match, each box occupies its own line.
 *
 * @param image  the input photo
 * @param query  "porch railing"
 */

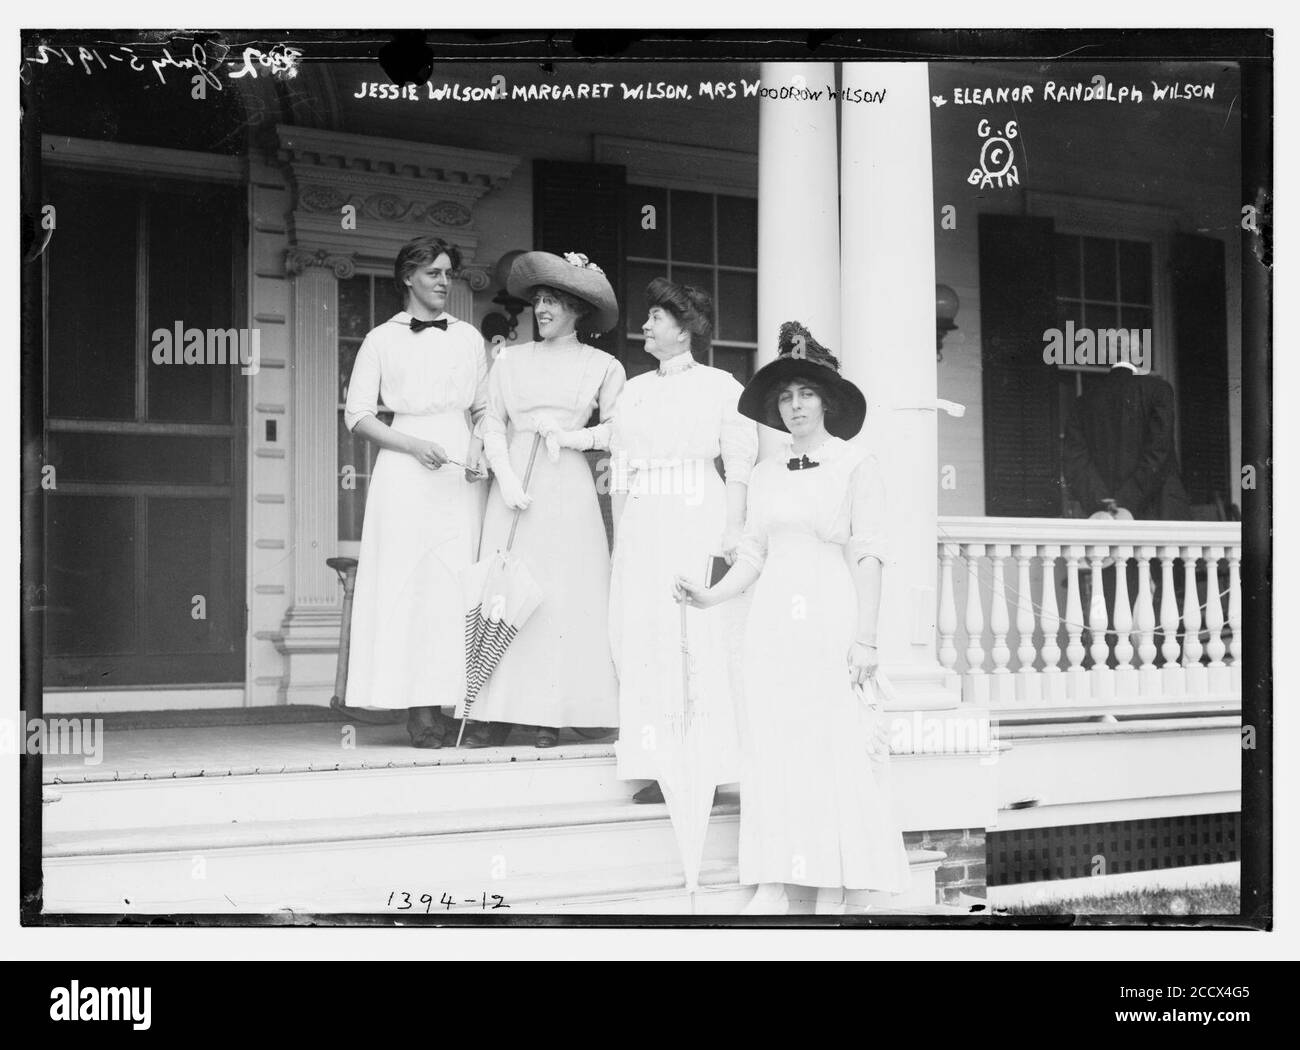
xmin=936 ymin=516 xmax=1242 ymax=708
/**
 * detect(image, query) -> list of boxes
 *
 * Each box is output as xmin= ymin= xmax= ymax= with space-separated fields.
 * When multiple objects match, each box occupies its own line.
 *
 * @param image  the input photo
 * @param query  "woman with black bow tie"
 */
xmin=342 ymin=236 xmax=489 ymax=748
xmin=675 ymin=322 xmax=911 ymax=915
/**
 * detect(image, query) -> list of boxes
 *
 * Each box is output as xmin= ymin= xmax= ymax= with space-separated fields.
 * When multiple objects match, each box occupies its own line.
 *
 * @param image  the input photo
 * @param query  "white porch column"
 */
xmin=840 ymin=63 xmax=959 ymax=709
xmin=278 ymin=250 xmax=352 ymax=703
xmin=756 ymin=63 xmax=839 ymax=456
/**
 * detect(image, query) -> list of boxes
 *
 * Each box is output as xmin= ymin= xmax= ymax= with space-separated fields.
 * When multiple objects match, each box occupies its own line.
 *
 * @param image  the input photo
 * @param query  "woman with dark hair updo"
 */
xmin=598 ymin=277 xmax=757 ymax=807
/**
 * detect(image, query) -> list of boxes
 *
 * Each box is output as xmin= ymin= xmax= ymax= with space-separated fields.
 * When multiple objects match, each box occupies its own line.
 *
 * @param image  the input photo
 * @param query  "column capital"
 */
xmin=285 ymin=248 xmax=356 ymax=280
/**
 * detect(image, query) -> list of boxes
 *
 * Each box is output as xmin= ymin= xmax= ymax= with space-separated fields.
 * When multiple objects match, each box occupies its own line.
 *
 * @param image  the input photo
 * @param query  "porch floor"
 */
xmin=42 ymin=716 xmax=618 ymax=785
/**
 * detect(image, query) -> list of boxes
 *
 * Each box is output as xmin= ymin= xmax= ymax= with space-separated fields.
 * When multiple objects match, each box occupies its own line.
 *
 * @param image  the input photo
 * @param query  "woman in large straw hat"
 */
xmin=675 ymin=322 xmax=911 ymax=914
xmin=463 ymin=251 xmax=624 ymax=748
xmin=607 ymin=278 xmax=757 ymax=803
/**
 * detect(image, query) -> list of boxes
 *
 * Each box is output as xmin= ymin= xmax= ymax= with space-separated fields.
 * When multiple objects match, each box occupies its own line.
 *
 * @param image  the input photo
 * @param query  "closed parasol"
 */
xmin=454 ymin=433 xmax=544 ymax=746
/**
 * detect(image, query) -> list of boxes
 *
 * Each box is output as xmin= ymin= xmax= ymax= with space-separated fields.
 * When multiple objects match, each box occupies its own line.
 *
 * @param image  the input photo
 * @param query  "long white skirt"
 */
xmin=609 ymin=461 xmax=741 ymax=784
xmin=737 ymin=532 xmax=911 ymax=891
xmin=468 ymin=432 xmax=618 ymax=728
xmin=344 ymin=411 xmax=480 ymax=711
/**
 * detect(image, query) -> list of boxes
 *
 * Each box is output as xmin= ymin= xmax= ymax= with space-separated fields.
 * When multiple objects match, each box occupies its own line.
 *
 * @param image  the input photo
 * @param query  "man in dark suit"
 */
xmin=1063 ymin=353 xmax=1191 ymax=669
xmin=1063 ymin=360 xmax=1191 ymax=521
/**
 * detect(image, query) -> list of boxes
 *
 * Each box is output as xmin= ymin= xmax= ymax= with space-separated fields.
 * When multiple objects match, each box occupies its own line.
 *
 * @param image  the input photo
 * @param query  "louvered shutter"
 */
xmin=1171 ymin=233 xmax=1230 ymax=505
xmin=978 ymin=213 xmax=1061 ymax=517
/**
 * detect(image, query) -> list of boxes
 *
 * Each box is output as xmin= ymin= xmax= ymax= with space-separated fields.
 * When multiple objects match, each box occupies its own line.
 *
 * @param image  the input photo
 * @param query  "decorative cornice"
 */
xmin=275 ymin=124 xmax=520 ymax=268
xmin=285 ymin=248 xmax=357 ymax=279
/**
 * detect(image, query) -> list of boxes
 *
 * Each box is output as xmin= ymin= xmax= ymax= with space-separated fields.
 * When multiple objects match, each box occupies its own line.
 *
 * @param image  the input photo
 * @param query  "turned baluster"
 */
xmin=964 ymin=543 xmax=987 ymax=704
xmin=989 ymin=545 xmax=1014 ymax=705
xmin=1039 ymin=545 xmax=1065 ymax=704
xmin=1227 ymin=544 xmax=1242 ymax=697
xmin=1088 ymin=545 xmax=1114 ymax=702
xmin=1134 ymin=545 xmax=1159 ymax=697
xmin=1112 ymin=545 xmax=1136 ymax=700
xmin=1181 ymin=544 xmax=1207 ymax=697
xmin=1063 ymin=545 xmax=1088 ymax=702
xmin=1204 ymin=544 xmax=1228 ymax=695
xmin=1014 ymin=544 xmax=1040 ymax=704
xmin=1158 ymin=545 xmax=1183 ymax=697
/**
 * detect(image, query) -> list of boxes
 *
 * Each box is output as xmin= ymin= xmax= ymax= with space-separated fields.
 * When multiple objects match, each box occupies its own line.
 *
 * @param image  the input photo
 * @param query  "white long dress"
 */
xmin=342 ymin=312 xmax=488 ymax=710
xmin=734 ymin=435 xmax=911 ymax=891
xmin=470 ymin=336 xmax=625 ymax=728
xmin=607 ymin=354 xmax=757 ymax=783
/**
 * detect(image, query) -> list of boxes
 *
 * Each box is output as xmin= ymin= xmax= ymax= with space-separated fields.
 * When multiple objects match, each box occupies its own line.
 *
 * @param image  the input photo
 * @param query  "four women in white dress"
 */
xmin=344 ymin=238 xmax=910 ymax=910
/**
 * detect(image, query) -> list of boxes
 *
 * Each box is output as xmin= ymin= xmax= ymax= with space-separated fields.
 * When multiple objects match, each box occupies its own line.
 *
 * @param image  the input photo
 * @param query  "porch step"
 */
xmin=43 ymin=745 xmax=633 ymax=835
xmin=43 ymin=795 xmax=944 ymax=915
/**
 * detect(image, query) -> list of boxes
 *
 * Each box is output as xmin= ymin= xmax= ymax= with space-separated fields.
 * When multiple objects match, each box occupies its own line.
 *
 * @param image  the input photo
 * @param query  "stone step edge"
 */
xmin=47 ymin=796 xmax=747 ymax=857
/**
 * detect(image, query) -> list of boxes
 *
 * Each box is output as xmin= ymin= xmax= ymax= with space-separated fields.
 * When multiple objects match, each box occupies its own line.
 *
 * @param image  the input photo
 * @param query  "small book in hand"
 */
xmin=707 ymin=555 xmax=730 ymax=588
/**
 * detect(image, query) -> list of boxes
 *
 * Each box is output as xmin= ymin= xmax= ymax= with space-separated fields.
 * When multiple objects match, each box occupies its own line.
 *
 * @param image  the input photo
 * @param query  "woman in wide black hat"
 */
xmin=675 ymin=322 xmax=911 ymax=914
xmin=463 ymin=251 xmax=624 ymax=748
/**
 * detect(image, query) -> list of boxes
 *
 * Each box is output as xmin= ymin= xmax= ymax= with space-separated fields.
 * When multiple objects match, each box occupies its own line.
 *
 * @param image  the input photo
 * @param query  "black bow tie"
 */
xmin=410 ymin=317 xmax=448 ymax=332
xmin=786 ymin=455 xmax=820 ymax=471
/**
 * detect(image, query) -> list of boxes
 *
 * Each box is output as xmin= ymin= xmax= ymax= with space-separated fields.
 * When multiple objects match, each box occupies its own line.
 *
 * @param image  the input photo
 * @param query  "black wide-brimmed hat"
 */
xmin=738 ymin=321 xmax=867 ymax=439
xmin=507 ymin=251 xmax=620 ymax=334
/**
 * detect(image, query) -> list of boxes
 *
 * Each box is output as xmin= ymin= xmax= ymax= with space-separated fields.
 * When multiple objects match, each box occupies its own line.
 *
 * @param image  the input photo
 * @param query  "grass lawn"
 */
xmin=1005 ymin=882 xmax=1240 ymax=916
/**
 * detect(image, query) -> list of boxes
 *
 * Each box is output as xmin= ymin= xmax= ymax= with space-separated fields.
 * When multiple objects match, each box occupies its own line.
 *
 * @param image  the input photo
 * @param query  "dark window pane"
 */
xmin=717 ymin=271 xmax=758 ymax=343
xmin=1121 ymin=305 xmax=1153 ymax=334
xmin=1082 ymin=237 xmax=1117 ymax=302
xmin=146 ymin=186 xmax=240 ymax=422
xmin=145 ymin=497 xmax=233 ymax=655
xmin=670 ymin=190 xmax=714 ymax=264
xmin=1058 ymin=299 xmax=1085 ymax=331
xmin=717 ymin=195 xmax=757 ymax=268
xmin=339 ymin=276 xmax=370 ymax=339
xmin=377 ymin=276 xmax=404 ymax=319
xmin=45 ymin=176 xmax=137 ymax=420
xmin=1054 ymin=236 xmax=1081 ymax=299
xmin=624 ymin=262 xmax=664 ymax=335
xmin=340 ymin=339 xmax=363 ymax=403
xmin=338 ymin=410 xmax=391 ymax=542
xmin=625 ymin=184 xmax=668 ymax=259
xmin=47 ymin=433 xmax=230 ymax=485
xmin=1118 ymin=240 xmax=1153 ymax=304
xmin=623 ymin=337 xmax=656 ymax=380
xmin=712 ymin=346 xmax=753 ymax=385
xmin=672 ymin=266 xmax=713 ymax=302
xmin=45 ymin=494 xmax=136 ymax=655
xmin=1085 ymin=302 xmax=1119 ymax=333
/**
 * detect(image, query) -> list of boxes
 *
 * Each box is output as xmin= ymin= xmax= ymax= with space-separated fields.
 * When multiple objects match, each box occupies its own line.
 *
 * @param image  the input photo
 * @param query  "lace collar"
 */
xmin=656 ymin=352 xmax=697 ymax=377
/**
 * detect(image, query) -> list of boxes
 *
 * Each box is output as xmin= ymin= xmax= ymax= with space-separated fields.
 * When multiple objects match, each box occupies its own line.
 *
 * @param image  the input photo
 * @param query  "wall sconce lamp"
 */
xmin=480 ymin=248 xmax=531 ymax=347
xmin=936 ymin=284 xmax=960 ymax=361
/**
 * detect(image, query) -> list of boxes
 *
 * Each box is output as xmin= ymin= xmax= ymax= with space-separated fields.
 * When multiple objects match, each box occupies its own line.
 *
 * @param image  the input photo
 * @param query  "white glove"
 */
xmin=538 ymin=419 xmax=593 ymax=462
xmin=493 ymin=464 xmax=533 ymax=511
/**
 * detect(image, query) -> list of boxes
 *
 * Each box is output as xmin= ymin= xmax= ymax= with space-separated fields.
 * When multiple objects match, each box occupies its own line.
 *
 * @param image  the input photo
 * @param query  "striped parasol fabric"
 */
xmin=456 ymin=552 xmax=542 ymax=728
xmin=453 ymin=433 xmax=544 ymax=747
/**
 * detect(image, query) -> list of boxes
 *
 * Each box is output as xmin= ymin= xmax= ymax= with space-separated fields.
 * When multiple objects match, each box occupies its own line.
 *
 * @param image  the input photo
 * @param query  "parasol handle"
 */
xmin=505 ymin=432 xmax=543 ymax=554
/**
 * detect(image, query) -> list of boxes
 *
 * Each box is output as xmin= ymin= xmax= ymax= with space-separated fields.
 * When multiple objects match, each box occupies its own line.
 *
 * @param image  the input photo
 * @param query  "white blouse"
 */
xmin=343 ymin=312 xmax=488 ymax=430
xmin=479 ymin=336 xmax=625 ymax=452
xmin=736 ymin=436 xmax=888 ymax=573
xmin=606 ymin=357 xmax=757 ymax=490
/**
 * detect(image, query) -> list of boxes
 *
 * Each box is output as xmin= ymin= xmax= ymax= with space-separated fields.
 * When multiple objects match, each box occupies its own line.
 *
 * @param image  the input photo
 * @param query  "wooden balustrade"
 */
xmin=936 ymin=517 xmax=1243 ymax=709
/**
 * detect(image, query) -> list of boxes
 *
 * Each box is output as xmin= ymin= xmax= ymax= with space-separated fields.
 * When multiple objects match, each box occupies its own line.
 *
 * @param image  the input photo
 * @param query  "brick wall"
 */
xmin=905 ymin=827 xmax=987 ymax=907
